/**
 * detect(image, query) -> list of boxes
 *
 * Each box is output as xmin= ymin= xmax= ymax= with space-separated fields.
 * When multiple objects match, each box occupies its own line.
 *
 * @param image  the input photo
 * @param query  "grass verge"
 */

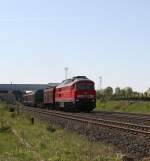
xmin=96 ymin=100 xmax=150 ymax=113
xmin=0 ymin=103 xmax=121 ymax=161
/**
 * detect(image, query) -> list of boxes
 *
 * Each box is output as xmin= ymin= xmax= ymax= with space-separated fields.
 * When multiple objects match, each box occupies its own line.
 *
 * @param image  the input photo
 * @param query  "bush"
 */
xmin=0 ymin=93 xmax=16 ymax=104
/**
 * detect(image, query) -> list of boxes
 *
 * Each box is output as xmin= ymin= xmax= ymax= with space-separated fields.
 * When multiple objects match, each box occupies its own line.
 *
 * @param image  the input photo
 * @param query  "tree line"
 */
xmin=97 ymin=87 xmax=150 ymax=101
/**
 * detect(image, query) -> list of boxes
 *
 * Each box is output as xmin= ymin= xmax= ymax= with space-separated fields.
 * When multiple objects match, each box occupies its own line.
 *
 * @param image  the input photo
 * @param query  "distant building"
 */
xmin=0 ymin=83 xmax=59 ymax=92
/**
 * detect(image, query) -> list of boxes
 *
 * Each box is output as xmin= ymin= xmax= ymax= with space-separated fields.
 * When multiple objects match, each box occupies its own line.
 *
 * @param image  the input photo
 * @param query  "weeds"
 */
xmin=0 ymin=103 xmax=122 ymax=161
xmin=97 ymin=100 xmax=150 ymax=113
xmin=47 ymin=124 xmax=56 ymax=133
xmin=0 ymin=119 xmax=11 ymax=133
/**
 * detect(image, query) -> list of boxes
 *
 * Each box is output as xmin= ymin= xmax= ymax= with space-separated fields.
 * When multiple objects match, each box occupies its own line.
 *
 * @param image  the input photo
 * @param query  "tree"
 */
xmin=96 ymin=90 xmax=101 ymax=99
xmin=96 ymin=89 xmax=105 ymax=100
xmin=104 ymin=87 xmax=113 ymax=100
xmin=120 ymin=89 xmax=126 ymax=98
xmin=124 ymin=87 xmax=133 ymax=98
xmin=115 ymin=87 xmax=121 ymax=96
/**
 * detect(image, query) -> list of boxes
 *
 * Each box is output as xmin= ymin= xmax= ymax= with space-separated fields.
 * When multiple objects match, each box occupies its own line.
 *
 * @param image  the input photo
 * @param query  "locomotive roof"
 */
xmin=56 ymin=76 xmax=94 ymax=88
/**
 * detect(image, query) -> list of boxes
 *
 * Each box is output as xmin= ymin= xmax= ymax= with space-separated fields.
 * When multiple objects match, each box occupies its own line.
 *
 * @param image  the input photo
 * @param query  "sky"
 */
xmin=0 ymin=0 xmax=150 ymax=92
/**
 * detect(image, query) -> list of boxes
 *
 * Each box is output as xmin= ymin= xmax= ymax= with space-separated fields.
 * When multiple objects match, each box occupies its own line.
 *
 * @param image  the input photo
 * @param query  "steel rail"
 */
xmin=94 ymin=110 xmax=150 ymax=118
xmin=22 ymin=106 xmax=150 ymax=136
xmin=24 ymin=106 xmax=150 ymax=129
xmin=89 ymin=111 xmax=150 ymax=123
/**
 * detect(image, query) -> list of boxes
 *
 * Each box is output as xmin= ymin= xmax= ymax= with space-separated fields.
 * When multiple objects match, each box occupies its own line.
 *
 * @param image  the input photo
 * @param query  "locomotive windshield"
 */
xmin=76 ymin=83 xmax=94 ymax=90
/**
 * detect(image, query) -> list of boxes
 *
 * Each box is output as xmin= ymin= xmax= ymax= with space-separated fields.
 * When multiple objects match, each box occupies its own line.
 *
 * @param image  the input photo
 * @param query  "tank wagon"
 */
xmin=23 ymin=76 xmax=96 ymax=112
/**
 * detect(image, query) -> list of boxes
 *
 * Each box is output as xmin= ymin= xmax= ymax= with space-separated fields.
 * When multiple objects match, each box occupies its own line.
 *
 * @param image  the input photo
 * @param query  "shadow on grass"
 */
xmin=0 ymin=126 xmax=11 ymax=133
xmin=0 ymin=119 xmax=11 ymax=133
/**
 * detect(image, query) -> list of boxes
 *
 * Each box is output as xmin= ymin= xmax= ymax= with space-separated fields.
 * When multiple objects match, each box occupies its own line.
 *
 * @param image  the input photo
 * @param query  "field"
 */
xmin=96 ymin=100 xmax=150 ymax=113
xmin=0 ymin=103 xmax=121 ymax=161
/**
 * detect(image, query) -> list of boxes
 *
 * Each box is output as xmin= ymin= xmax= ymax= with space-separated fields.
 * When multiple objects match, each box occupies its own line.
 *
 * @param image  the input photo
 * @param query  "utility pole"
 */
xmin=99 ymin=76 xmax=102 ymax=90
xmin=65 ymin=67 xmax=69 ymax=79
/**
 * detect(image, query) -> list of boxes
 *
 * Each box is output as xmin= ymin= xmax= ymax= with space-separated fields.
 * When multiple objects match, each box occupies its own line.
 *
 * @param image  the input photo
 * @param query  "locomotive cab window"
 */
xmin=76 ymin=83 xmax=94 ymax=90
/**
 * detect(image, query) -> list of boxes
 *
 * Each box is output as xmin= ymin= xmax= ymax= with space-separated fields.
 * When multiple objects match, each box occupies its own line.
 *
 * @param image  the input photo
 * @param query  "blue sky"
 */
xmin=0 ymin=0 xmax=150 ymax=91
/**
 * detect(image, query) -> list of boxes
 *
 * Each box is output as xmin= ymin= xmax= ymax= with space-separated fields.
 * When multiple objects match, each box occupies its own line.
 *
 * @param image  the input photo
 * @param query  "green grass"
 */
xmin=0 ymin=103 xmax=121 ymax=161
xmin=96 ymin=100 xmax=150 ymax=113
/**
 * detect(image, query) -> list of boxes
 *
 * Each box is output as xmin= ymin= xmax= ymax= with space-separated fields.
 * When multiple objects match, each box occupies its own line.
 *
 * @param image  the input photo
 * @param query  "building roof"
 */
xmin=0 ymin=83 xmax=59 ymax=91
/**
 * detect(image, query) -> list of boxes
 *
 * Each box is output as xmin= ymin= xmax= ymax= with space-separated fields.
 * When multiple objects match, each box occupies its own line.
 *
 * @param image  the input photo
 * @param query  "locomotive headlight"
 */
xmin=77 ymin=94 xmax=95 ymax=99
xmin=77 ymin=95 xmax=85 ymax=98
xmin=89 ymin=95 xmax=95 ymax=98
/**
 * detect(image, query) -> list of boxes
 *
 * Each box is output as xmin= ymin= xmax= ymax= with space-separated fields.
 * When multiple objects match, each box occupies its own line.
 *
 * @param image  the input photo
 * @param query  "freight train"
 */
xmin=23 ymin=76 xmax=96 ymax=112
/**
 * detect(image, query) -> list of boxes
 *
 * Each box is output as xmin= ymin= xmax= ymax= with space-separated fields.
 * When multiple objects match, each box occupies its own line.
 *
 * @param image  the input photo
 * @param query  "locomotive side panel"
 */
xmin=55 ymin=77 xmax=96 ymax=111
xmin=55 ymin=84 xmax=77 ymax=110
xmin=55 ymin=86 xmax=75 ymax=102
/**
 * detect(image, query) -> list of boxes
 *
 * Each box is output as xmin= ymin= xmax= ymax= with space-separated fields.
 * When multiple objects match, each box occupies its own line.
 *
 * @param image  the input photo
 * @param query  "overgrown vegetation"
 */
xmin=97 ymin=100 xmax=150 ymax=113
xmin=96 ymin=86 xmax=150 ymax=113
xmin=97 ymin=87 xmax=150 ymax=102
xmin=0 ymin=103 xmax=121 ymax=161
xmin=0 ymin=93 xmax=16 ymax=104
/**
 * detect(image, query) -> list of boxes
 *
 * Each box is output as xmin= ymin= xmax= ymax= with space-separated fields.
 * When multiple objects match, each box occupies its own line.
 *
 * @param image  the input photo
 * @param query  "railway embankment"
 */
xmin=0 ymin=103 xmax=122 ymax=161
xmin=22 ymin=106 xmax=150 ymax=161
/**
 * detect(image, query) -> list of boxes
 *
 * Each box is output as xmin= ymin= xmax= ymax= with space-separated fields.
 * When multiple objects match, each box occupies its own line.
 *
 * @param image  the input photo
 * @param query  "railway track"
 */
xmin=94 ymin=110 xmax=150 ymax=118
xmin=22 ymin=106 xmax=150 ymax=137
xmin=90 ymin=111 xmax=150 ymax=125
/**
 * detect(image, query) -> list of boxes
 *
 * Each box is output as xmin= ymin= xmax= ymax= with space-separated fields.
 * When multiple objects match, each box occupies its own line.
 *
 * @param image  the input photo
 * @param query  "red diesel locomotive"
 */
xmin=24 ymin=76 xmax=96 ymax=112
